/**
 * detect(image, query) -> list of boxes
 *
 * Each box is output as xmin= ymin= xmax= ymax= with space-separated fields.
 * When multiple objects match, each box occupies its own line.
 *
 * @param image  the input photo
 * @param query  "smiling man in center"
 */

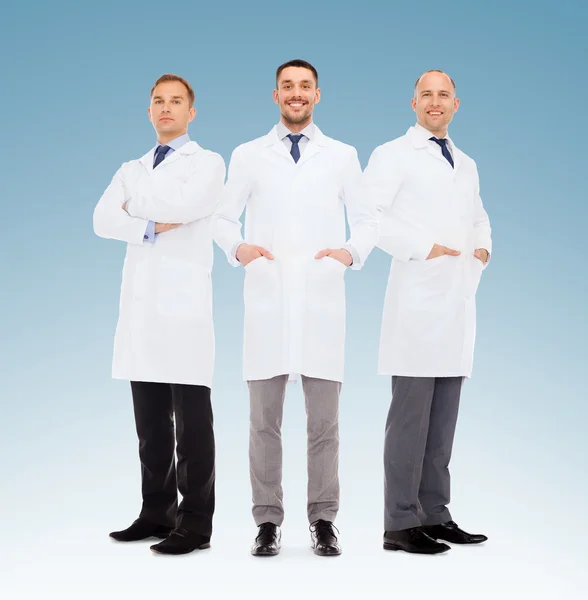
xmin=212 ymin=59 xmax=379 ymax=557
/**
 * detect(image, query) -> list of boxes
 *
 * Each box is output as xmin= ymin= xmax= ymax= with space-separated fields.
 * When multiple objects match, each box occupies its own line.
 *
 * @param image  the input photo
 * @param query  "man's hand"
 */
xmin=474 ymin=248 xmax=489 ymax=264
xmin=426 ymin=243 xmax=461 ymax=260
xmin=155 ymin=223 xmax=181 ymax=233
xmin=236 ymin=243 xmax=274 ymax=266
xmin=122 ymin=200 xmax=128 ymax=213
xmin=315 ymin=248 xmax=353 ymax=266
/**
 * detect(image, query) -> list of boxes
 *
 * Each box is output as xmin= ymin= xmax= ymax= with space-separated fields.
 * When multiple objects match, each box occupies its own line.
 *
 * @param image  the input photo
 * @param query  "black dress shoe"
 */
xmin=150 ymin=528 xmax=211 ymax=555
xmin=251 ymin=522 xmax=281 ymax=556
xmin=310 ymin=520 xmax=342 ymax=556
xmin=423 ymin=521 xmax=488 ymax=544
xmin=383 ymin=527 xmax=451 ymax=554
xmin=109 ymin=518 xmax=172 ymax=542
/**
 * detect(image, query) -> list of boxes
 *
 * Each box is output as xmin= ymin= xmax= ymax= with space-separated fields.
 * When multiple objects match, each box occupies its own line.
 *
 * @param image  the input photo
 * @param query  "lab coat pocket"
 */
xmin=309 ymin=258 xmax=347 ymax=308
xmin=243 ymin=257 xmax=283 ymax=369
xmin=156 ymin=259 xmax=208 ymax=319
xmin=243 ymin=257 xmax=283 ymax=325
xmin=243 ymin=257 xmax=280 ymax=299
xmin=465 ymin=256 xmax=484 ymax=298
xmin=409 ymin=254 xmax=456 ymax=298
xmin=304 ymin=258 xmax=346 ymax=363
xmin=323 ymin=256 xmax=348 ymax=273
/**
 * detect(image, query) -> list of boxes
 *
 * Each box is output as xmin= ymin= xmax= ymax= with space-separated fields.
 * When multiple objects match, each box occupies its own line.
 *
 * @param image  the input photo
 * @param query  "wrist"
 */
xmin=343 ymin=249 xmax=353 ymax=266
xmin=235 ymin=242 xmax=246 ymax=263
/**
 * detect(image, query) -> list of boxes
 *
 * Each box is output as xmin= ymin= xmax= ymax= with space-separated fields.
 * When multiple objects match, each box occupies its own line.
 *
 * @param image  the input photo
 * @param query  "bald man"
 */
xmin=364 ymin=70 xmax=491 ymax=554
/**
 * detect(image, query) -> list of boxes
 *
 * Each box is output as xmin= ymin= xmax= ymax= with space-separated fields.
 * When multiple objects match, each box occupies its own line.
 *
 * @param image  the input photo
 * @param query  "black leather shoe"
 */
xmin=310 ymin=520 xmax=342 ymax=556
xmin=109 ymin=518 xmax=172 ymax=542
xmin=423 ymin=521 xmax=488 ymax=544
xmin=383 ymin=527 xmax=451 ymax=554
xmin=251 ymin=522 xmax=281 ymax=556
xmin=150 ymin=528 xmax=211 ymax=555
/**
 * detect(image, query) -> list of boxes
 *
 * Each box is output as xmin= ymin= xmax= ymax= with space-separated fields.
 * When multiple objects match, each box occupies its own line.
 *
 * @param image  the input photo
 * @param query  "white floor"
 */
xmin=4 ymin=516 xmax=584 ymax=600
xmin=4 ymin=383 xmax=585 ymax=599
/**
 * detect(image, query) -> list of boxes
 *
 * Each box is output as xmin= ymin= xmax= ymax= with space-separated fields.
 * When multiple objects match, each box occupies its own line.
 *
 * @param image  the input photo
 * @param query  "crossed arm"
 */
xmin=125 ymin=154 xmax=226 ymax=224
xmin=93 ymin=154 xmax=226 ymax=244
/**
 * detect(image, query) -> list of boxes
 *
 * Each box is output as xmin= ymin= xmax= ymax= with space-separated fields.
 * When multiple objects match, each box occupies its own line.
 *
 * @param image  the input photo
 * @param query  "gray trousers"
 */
xmin=384 ymin=376 xmax=463 ymax=531
xmin=248 ymin=374 xmax=341 ymax=526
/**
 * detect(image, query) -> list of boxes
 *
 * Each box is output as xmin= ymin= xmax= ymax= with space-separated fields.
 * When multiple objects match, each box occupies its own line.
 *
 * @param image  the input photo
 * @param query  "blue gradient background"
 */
xmin=1 ymin=1 xmax=585 ymax=597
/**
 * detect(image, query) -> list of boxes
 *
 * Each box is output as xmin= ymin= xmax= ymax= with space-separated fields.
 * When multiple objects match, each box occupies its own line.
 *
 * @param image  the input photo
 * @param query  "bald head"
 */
xmin=414 ymin=70 xmax=456 ymax=98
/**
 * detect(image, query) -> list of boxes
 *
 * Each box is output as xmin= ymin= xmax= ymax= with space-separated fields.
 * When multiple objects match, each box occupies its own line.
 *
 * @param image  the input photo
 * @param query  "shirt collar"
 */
xmin=414 ymin=122 xmax=454 ymax=150
xmin=157 ymin=132 xmax=191 ymax=152
xmin=276 ymin=120 xmax=316 ymax=141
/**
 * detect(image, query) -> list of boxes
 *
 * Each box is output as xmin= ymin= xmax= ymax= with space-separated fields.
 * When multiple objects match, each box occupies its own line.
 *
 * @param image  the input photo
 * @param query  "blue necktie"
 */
xmin=287 ymin=134 xmax=303 ymax=163
xmin=429 ymin=137 xmax=454 ymax=168
xmin=153 ymin=145 xmax=170 ymax=168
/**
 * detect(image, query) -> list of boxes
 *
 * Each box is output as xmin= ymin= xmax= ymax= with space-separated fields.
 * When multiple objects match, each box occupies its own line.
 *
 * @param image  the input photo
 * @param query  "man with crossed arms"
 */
xmin=94 ymin=74 xmax=225 ymax=555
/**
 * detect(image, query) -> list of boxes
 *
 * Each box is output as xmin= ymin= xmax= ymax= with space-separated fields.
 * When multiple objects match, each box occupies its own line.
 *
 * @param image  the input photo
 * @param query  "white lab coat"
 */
xmin=212 ymin=125 xmax=379 ymax=382
xmin=364 ymin=125 xmax=492 ymax=378
xmin=93 ymin=141 xmax=226 ymax=386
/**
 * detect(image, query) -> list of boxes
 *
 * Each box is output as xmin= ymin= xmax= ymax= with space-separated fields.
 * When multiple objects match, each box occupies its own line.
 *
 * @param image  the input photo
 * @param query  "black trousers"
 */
xmin=131 ymin=381 xmax=215 ymax=537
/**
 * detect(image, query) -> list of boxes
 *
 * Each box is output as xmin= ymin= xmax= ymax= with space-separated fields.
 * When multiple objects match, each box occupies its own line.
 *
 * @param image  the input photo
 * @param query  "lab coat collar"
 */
xmin=276 ymin=120 xmax=317 ymax=143
xmin=139 ymin=140 xmax=200 ymax=172
xmin=262 ymin=123 xmax=330 ymax=165
xmin=262 ymin=123 xmax=330 ymax=148
xmin=407 ymin=123 xmax=462 ymax=173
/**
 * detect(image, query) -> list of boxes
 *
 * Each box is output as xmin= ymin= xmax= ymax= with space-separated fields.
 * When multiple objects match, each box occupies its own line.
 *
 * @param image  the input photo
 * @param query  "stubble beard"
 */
xmin=281 ymin=106 xmax=313 ymax=127
xmin=423 ymin=116 xmax=449 ymax=137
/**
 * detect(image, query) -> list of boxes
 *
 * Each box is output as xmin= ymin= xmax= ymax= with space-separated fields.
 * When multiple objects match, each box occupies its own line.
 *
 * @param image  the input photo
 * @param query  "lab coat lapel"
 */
xmin=408 ymin=125 xmax=454 ymax=170
xmin=263 ymin=127 xmax=295 ymax=163
xmin=162 ymin=140 xmax=200 ymax=166
xmin=138 ymin=140 xmax=200 ymax=174
xmin=139 ymin=148 xmax=156 ymax=173
xmin=449 ymin=141 xmax=463 ymax=175
xmin=425 ymin=144 xmax=451 ymax=166
xmin=263 ymin=125 xmax=328 ymax=166
xmin=297 ymin=126 xmax=328 ymax=167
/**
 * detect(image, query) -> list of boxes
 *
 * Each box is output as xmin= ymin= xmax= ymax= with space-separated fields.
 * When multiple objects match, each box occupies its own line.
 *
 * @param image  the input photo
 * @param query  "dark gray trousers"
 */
xmin=384 ymin=376 xmax=463 ymax=531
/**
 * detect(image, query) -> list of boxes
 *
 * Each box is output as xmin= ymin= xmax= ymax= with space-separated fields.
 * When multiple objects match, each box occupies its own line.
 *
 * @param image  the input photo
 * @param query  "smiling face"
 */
xmin=273 ymin=66 xmax=320 ymax=131
xmin=148 ymin=80 xmax=196 ymax=144
xmin=412 ymin=71 xmax=459 ymax=138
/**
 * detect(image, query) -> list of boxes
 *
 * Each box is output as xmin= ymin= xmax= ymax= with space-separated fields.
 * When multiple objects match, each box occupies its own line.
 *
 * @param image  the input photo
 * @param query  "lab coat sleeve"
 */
xmin=93 ymin=165 xmax=151 ymax=245
xmin=126 ymin=153 xmax=226 ymax=224
xmin=472 ymin=164 xmax=492 ymax=261
xmin=341 ymin=148 xmax=379 ymax=270
xmin=363 ymin=144 xmax=435 ymax=262
xmin=211 ymin=146 xmax=251 ymax=267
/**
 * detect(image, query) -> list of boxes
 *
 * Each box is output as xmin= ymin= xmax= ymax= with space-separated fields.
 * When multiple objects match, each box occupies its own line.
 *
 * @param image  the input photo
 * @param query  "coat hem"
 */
xmin=378 ymin=370 xmax=472 ymax=379
xmin=244 ymin=370 xmax=344 ymax=383
xmin=112 ymin=374 xmax=213 ymax=387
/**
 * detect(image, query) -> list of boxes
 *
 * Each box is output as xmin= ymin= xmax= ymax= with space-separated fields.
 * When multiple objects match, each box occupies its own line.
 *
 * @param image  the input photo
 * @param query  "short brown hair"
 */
xmin=276 ymin=59 xmax=319 ymax=86
xmin=414 ymin=70 xmax=456 ymax=95
xmin=150 ymin=74 xmax=195 ymax=106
